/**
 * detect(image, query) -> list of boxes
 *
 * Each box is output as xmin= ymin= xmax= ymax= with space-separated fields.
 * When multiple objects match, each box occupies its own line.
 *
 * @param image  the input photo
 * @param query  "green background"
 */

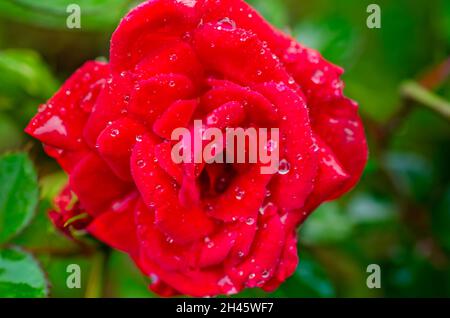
xmin=0 ymin=0 xmax=449 ymax=298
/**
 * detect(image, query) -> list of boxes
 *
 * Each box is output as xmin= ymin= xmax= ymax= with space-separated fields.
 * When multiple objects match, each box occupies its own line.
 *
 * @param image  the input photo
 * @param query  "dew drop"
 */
xmin=246 ymin=218 xmax=255 ymax=226
xmin=207 ymin=114 xmax=218 ymax=125
xmin=311 ymin=70 xmax=325 ymax=84
xmin=248 ymin=273 xmax=256 ymax=279
xmin=217 ymin=17 xmax=236 ymax=31
xmin=276 ymin=82 xmax=286 ymax=92
xmin=307 ymin=50 xmax=320 ymax=64
xmin=278 ymin=159 xmax=291 ymax=175
xmin=234 ymin=187 xmax=245 ymax=200
xmin=137 ymin=159 xmax=146 ymax=168
xmin=166 ymin=237 xmax=174 ymax=244
xmin=110 ymin=129 xmax=120 ymax=137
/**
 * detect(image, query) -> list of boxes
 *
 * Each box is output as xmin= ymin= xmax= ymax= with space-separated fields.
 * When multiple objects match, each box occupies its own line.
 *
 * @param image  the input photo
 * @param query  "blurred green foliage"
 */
xmin=0 ymin=0 xmax=449 ymax=298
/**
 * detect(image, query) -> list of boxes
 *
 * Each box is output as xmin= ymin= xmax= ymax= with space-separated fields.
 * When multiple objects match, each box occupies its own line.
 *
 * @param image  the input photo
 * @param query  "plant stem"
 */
xmin=401 ymin=81 xmax=450 ymax=120
xmin=85 ymin=247 xmax=110 ymax=298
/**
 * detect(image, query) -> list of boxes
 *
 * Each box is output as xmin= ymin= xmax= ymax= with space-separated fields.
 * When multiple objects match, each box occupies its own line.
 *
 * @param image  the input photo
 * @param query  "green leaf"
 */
xmin=383 ymin=152 xmax=433 ymax=202
xmin=107 ymin=251 xmax=153 ymax=298
xmin=0 ymin=114 xmax=22 ymax=152
xmin=294 ymin=16 xmax=360 ymax=66
xmin=0 ymin=247 xmax=48 ymax=297
xmin=0 ymin=153 xmax=39 ymax=244
xmin=299 ymin=202 xmax=353 ymax=245
xmin=0 ymin=49 xmax=58 ymax=100
xmin=0 ymin=0 xmax=136 ymax=31
xmin=247 ymin=0 xmax=290 ymax=29
xmin=432 ymin=187 xmax=450 ymax=252
xmin=347 ymin=194 xmax=396 ymax=224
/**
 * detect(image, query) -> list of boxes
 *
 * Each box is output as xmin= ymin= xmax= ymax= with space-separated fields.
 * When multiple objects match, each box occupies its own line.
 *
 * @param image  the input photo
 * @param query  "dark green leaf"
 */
xmin=272 ymin=251 xmax=336 ymax=297
xmin=0 ymin=247 xmax=48 ymax=297
xmin=0 ymin=0 xmax=137 ymax=31
xmin=0 ymin=153 xmax=39 ymax=244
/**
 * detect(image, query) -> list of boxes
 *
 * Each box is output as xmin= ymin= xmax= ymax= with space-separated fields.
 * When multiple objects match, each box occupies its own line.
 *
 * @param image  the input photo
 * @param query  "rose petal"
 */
xmin=26 ymin=61 xmax=108 ymax=150
xmin=96 ymin=117 xmax=147 ymax=181
xmin=88 ymin=192 xmax=139 ymax=254
xmin=70 ymin=153 xmax=132 ymax=216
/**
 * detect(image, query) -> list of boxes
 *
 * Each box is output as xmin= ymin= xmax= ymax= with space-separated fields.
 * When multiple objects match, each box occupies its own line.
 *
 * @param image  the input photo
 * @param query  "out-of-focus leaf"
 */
xmin=12 ymin=199 xmax=77 ymax=251
xmin=272 ymin=251 xmax=335 ymax=297
xmin=107 ymin=251 xmax=152 ymax=298
xmin=0 ymin=114 xmax=22 ymax=152
xmin=0 ymin=247 xmax=48 ymax=297
xmin=0 ymin=49 xmax=57 ymax=100
xmin=385 ymin=247 xmax=450 ymax=297
xmin=347 ymin=194 xmax=396 ymax=224
xmin=39 ymin=172 xmax=67 ymax=201
xmin=294 ymin=16 xmax=360 ymax=66
xmin=0 ymin=153 xmax=38 ymax=244
xmin=0 ymin=0 xmax=135 ymax=31
xmin=439 ymin=0 xmax=450 ymax=46
xmin=39 ymin=255 xmax=91 ymax=298
xmin=299 ymin=202 xmax=353 ymax=245
xmin=432 ymin=187 xmax=450 ymax=252
xmin=383 ymin=152 xmax=433 ymax=202
xmin=247 ymin=0 xmax=289 ymax=29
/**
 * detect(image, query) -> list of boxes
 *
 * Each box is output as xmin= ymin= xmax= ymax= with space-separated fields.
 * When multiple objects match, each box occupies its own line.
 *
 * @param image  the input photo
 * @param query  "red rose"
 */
xmin=26 ymin=0 xmax=367 ymax=297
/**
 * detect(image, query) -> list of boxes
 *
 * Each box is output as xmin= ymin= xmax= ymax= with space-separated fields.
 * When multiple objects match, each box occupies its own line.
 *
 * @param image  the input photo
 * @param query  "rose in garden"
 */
xmin=26 ymin=0 xmax=368 ymax=296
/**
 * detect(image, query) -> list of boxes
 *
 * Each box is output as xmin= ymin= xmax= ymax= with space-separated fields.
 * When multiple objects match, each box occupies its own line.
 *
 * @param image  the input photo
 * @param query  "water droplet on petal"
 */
xmin=137 ymin=159 xmax=146 ymax=168
xmin=150 ymin=274 xmax=159 ymax=284
xmin=235 ymin=187 xmax=245 ymax=200
xmin=307 ymin=50 xmax=320 ymax=64
xmin=169 ymin=53 xmax=178 ymax=62
xmin=207 ymin=114 xmax=218 ymax=125
xmin=217 ymin=17 xmax=236 ymax=31
xmin=278 ymin=159 xmax=291 ymax=175
xmin=246 ymin=218 xmax=255 ymax=226
xmin=311 ymin=70 xmax=325 ymax=84
xmin=166 ymin=237 xmax=174 ymax=244
xmin=110 ymin=129 xmax=120 ymax=137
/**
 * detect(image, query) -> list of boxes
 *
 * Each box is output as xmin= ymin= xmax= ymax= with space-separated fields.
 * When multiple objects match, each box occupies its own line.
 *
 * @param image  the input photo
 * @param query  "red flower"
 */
xmin=26 ymin=0 xmax=367 ymax=297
